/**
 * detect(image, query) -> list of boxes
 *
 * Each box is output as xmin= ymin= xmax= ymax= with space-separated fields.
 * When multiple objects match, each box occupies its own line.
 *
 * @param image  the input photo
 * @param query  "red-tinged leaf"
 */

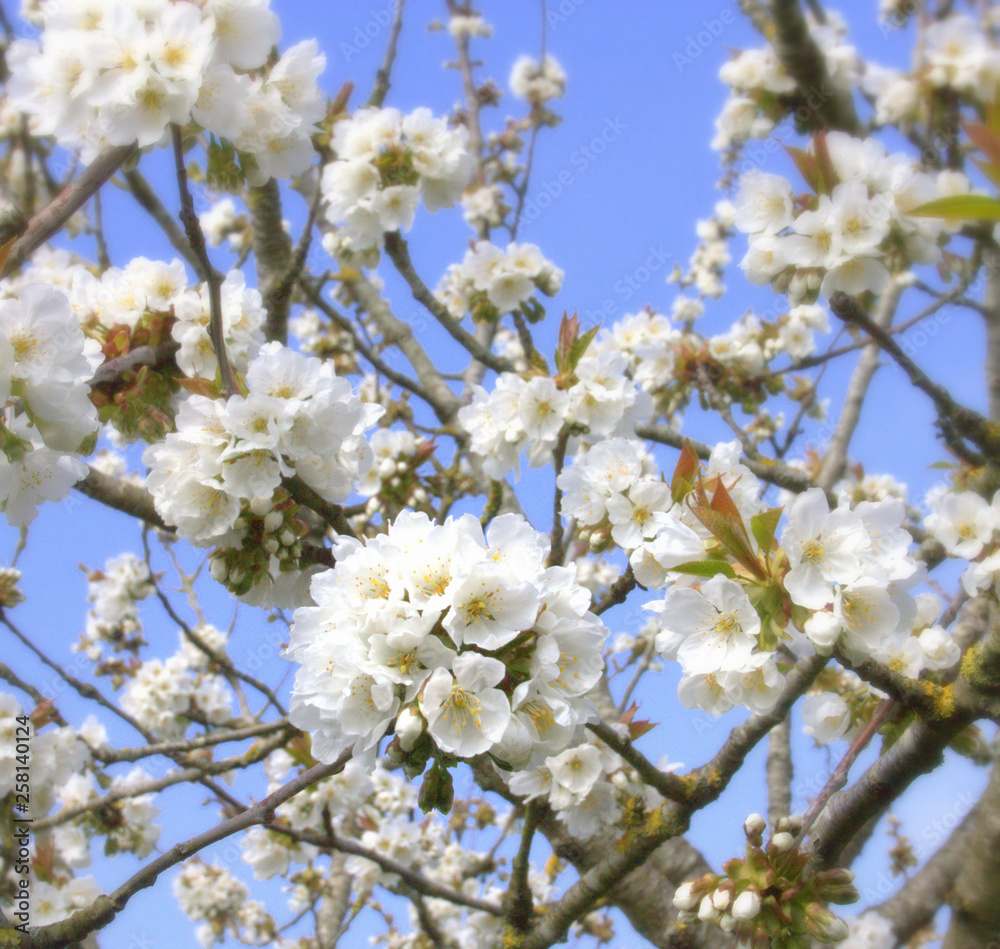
xmin=177 ymin=376 xmax=221 ymax=398
xmin=628 ymin=718 xmax=657 ymax=740
xmin=558 ymin=309 xmax=579 ymax=354
xmin=710 ymin=480 xmax=761 ymax=560
xmin=811 ymin=131 xmax=838 ymax=196
xmin=690 ymin=506 xmax=768 ymax=580
xmin=750 ymin=507 xmax=783 ymax=555
xmin=413 ymin=439 xmax=437 ymax=465
xmin=964 ymin=120 xmax=1000 ymax=165
xmin=0 ymin=235 xmax=16 ymax=274
xmin=555 ymin=310 xmax=578 ymax=375
xmin=29 ymin=699 xmax=57 ymax=727
xmin=666 ymin=559 xmax=737 ymax=579
xmin=671 ymin=440 xmax=701 ymax=503
xmin=972 ymin=157 xmax=1000 ymax=190
xmin=907 ymin=194 xmax=1000 ymax=221
xmin=784 ymin=144 xmax=819 ymax=193
xmin=620 ymin=702 xmax=658 ymax=740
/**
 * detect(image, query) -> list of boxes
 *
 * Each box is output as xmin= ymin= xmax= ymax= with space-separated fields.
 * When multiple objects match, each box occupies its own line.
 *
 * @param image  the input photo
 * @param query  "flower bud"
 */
xmin=776 ymin=814 xmax=802 ymax=834
xmin=744 ymin=813 xmax=767 ymax=839
xmin=804 ymin=902 xmax=850 ymax=942
xmin=732 ymin=889 xmax=761 ymax=920
xmin=697 ymin=895 xmax=720 ymax=923
xmin=672 ymin=882 xmax=699 ymax=913
xmin=250 ymin=496 xmax=273 ymax=517
xmin=711 ymin=887 xmax=732 ymax=912
xmin=396 ymin=706 xmax=425 ymax=752
xmin=770 ymin=832 xmax=795 ymax=852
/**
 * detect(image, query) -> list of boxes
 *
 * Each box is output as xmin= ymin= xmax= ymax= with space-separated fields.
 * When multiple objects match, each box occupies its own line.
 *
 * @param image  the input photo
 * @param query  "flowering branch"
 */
xmin=765 ymin=0 xmax=863 ymax=135
xmin=15 ymin=753 xmax=352 ymax=949
xmin=383 ymin=230 xmax=517 ymax=375
xmin=170 ymin=124 xmax=237 ymax=398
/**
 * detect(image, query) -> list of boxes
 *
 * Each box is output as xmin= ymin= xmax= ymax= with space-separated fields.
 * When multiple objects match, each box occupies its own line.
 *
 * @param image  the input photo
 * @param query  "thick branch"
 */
xmin=766 ymin=718 xmax=793 ymax=829
xmin=809 ymin=714 xmax=973 ymax=870
xmin=765 ymin=0 xmax=863 ymax=135
xmin=73 ymin=467 xmax=169 ymax=532
xmin=2 ymin=144 xmax=135 ymax=277
xmin=941 ymin=750 xmax=1000 ymax=948
xmin=247 ymin=180 xmax=294 ymax=343
xmin=876 ymin=793 xmax=979 ymax=943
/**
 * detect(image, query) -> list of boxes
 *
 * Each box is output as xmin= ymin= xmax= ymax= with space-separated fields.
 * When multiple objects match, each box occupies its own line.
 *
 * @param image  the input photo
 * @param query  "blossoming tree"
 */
xmin=0 ymin=1 xmax=999 ymax=948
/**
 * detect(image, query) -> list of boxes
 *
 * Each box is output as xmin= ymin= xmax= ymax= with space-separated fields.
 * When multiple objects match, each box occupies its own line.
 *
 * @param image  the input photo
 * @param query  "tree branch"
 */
xmin=2 ymin=144 xmax=135 ymax=277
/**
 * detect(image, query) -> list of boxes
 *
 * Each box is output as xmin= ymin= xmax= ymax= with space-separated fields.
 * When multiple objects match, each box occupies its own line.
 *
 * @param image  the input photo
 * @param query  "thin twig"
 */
xmin=170 ymin=125 xmax=236 ymax=397
xmin=366 ymin=0 xmax=405 ymax=108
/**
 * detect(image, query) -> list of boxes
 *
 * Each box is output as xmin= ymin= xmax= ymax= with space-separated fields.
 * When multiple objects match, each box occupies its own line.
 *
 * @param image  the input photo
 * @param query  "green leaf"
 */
xmin=667 ymin=559 xmax=737 ymax=579
xmin=906 ymin=194 xmax=1000 ymax=221
xmin=750 ymin=507 xmax=783 ymax=555
xmin=568 ymin=323 xmax=600 ymax=370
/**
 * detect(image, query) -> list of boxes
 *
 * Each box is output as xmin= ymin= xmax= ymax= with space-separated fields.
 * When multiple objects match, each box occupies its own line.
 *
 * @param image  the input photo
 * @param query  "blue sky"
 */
xmin=0 ymin=3 xmax=990 ymax=947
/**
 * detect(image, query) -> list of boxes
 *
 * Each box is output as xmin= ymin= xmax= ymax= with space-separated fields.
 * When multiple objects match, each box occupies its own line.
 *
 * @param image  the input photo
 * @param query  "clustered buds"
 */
xmin=673 ymin=815 xmax=858 ymax=947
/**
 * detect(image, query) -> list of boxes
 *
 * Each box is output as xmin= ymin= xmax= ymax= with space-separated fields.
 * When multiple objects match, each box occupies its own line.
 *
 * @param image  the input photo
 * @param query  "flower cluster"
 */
xmin=926 ymin=487 xmax=1000 ymax=601
xmin=0 ymin=284 xmax=102 ymax=525
xmin=558 ymin=437 xmax=954 ymax=716
xmin=359 ymin=427 xmax=433 ymax=515
xmin=76 ymin=553 xmax=155 ymax=684
xmin=7 ymin=0 xmax=325 ymax=182
xmin=462 ymin=364 xmax=647 ymax=481
xmin=143 ymin=342 xmax=380 ymax=604
xmin=286 ymin=511 xmax=606 ymax=770
xmin=674 ymin=814 xmax=859 ymax=946
xmin=72 ymin=257 xmax=265 ymax=382
xmin=921 ymin=14 xmax=1000 ymax=99
xmin=712 ymin=13 xmax=858 ymax=152
xmin=174 ymin=859 xmax=274 ymax=949
xmin=435 ymin=240 xmax=563 ymax=322
xmin=321 ymin=106 xmax=473 ymax=253
xmin=661 ymin=200 xmax=736 ymax=303
xmin=57 ymin=765 xmax=162 ymax=858
xmin=734 ymin=134 xmax=947 ymax=300
xmin=509 ymin=54 xmax=567 ymax=104
xmin=507 ymin=736 xmax=677 ymax=840
xmin=121 ymin=627 xmax=234 ymax=739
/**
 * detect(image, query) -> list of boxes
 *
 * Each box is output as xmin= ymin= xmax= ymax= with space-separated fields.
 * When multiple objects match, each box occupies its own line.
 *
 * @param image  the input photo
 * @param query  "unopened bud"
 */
xmin=396 ymin=706 xmax=425 ymax=752
xmin=672 ymin=882 xmax=699 ymax=913
xmin=711 ymin=887 xmax=731 ymax=912
xmin=697 ymin=895 xmax=720 ymax=923
xmin=804 ymin=902 xmax=850 ymax=942
xmin=732 ymin=889 xmax=761 ymax=920
xmin=744 ymin=813 xmax=766 ymax=838
xmin=770 ymin=832 xmax=795 ymax=852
